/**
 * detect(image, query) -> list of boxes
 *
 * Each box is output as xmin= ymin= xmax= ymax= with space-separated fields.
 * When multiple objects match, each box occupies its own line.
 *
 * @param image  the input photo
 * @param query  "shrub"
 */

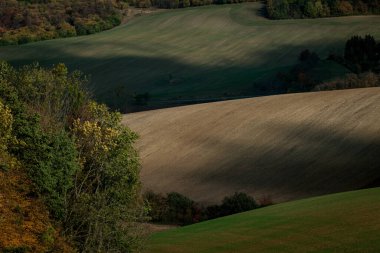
xmin=0 ymin=100 xmax=18 ymax=172
xmin=144 ymin=190 xmax=169 ymax=222
xmin=220 ymin=192 xmax=258 ymax=216
xmin=165 ymin=192 xmax=197 ymax=224
xmin=144 ymin=191 xmax=204 ymax=225
xmin=344 ymin=35 xmax=380 ymax=73
xmin=57 ymin=22 xmax=77 ymax=37
xmin=22 ymin=130 xmax=79 ymax=219
xmin=145 ymin=191 xmax=261 ymax=224
xmin=0 ymin=101 xmax=13 ymax=152
xmin=314 ymin=72 xmax=380 ymax=91
xmin=337 ymin=1 xmax=354 ymax=15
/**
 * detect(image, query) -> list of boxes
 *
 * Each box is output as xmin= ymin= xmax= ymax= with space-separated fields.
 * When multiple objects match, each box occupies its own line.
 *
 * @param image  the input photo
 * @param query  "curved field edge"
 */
xmin=123 ymin=88 xmax=380 ymax=203
xmin=1 ymin=3 xmax=379 ymax=110
xmin=146 ymin=187 xmax=380 ymax=253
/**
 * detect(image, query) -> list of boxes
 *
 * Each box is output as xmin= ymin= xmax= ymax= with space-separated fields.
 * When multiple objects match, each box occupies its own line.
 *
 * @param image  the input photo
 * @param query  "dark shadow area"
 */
xmin=254 ymin=1 xmax=267 ymax=18
xmin=183 ymin=119 xmax=380 ymax=202
xmin=0 ymin=38 xmax=347 ymax=113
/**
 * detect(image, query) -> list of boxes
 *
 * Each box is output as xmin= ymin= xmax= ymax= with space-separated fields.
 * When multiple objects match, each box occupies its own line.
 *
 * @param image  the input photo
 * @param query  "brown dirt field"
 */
xmin=123 ymin=88 xmax=380 ymax=204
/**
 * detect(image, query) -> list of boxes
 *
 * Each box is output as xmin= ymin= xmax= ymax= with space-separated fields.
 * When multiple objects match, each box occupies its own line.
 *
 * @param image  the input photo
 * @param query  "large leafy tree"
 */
xmin=68 ymin=102 xmax=143 ymax=252
xmin=0 ymin=61 xmax=145 ymax=252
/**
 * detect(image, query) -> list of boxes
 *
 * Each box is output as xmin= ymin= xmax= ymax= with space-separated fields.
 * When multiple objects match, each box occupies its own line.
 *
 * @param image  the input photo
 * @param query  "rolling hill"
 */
xmin=123 ymin=88 xmax=380 ymax=203
xmin=146 ymin=187 xmax=380 ymax=253
xmin=1 ymin=3 xmax=379 ymax=110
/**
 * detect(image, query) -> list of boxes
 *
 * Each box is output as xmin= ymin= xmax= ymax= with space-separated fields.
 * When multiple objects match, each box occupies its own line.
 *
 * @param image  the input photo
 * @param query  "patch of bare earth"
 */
xmin=123 ymin=88 xmax=380 ymax=204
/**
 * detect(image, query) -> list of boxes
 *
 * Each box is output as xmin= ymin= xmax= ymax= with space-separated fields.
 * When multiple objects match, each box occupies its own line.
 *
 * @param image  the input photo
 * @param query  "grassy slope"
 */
xmin=146 ymin=187 xmax=380 ymax=253
xmin=0 ymin=3 xmax=379 ymax=110
xmin=123 ymin=88 xmax=380 ymax=203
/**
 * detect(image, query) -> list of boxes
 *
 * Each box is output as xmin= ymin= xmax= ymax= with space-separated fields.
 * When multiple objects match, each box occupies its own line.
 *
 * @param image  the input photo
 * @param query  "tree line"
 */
xmin=275 ymin=35 xmax=380 ymax=92
xmin=0 ymin=0 xmax=264 ymax=46
xmin=0 ymin=0 xmax=127 ymax=46
xmin=130 ymin=0 xmax=258 ymax=9
xmin=267 ymin=0 xmax=380 ymax=19
xmin=144 ymin=191 xmax=271 ymax=225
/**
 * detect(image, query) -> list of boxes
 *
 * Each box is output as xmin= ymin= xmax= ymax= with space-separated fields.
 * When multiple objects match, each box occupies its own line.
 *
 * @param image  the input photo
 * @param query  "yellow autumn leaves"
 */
xmin=0 ymin=101 xmax=18 ymax=171
xmin=0 ymin=101 xmax=13 ymax=151
xmin=71 ymin=102 xmax=122 ymax=166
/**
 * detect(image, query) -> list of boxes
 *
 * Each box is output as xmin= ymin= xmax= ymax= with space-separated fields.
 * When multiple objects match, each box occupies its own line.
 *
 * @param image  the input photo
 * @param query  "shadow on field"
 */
xmin=2 ymin=38 xmax=347 ymax=112
xmin=187 ymin=120 xmax=380 ymax=202
xmin=253 ymin=3 xmax=267 ymax=18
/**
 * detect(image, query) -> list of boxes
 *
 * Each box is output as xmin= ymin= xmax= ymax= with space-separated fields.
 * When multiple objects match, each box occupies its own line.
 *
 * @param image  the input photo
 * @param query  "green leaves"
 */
xmin=0 ymin=61 xmax=145 ymax=252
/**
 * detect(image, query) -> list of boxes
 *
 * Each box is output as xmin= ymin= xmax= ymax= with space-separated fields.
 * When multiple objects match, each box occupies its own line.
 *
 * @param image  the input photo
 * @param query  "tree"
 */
xmin=165 ymin=192 xmax=196 ymax=224
xmin=220 ymin=192 xmax=258 ymax=216
xmin=181 ymin=0 xmax=191 ymax=7
xmin=344 ymin=35 xmax=380 ymax=72
xmin=305 ymin=1 xmax=318 ymax=18
xmin=337 ymin=0 xmax=354 ymax=15
xmin=0 ymin=61 xmax=146 ymax=252
xmin=68 ymin=102 xmax=144 ymax=252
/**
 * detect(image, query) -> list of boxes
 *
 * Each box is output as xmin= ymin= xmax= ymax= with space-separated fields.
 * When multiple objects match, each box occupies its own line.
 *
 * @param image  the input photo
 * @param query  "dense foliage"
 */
xmin=275 ymin=35 xmax=380 ymax=92
xmin=0 ymin=61 xmax=145 ymax=252
xmin=0 ymin=0 xmax=263 ymax=45
xmin=129 ymin=0 xmax=258 ymax=10
xmin=344 ymin=35 xmax=380 ymax=73
xmin=0 ymin=100 xmax=17 ymax=172
xmin=144 ymin=191 xmax=260 ymax=225
xmin=0 ymin=0 xmax=127 ymax=45
xmin=314 ymin=72 xmax=379 ymax=90
xmin=267 ymin=0 xmax=380 ymax=19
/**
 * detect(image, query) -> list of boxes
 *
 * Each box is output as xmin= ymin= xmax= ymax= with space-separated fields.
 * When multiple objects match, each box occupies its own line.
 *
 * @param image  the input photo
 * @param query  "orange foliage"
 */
xmin=0 ymin=167 xmax=75 ymax=252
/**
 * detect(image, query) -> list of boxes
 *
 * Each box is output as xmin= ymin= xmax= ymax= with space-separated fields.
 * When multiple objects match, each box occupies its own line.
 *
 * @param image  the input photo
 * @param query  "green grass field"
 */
xmin=146 ymin=187 xmax=380 ymax=253
xmin=0 ymin=3 xmax=379 ymax=110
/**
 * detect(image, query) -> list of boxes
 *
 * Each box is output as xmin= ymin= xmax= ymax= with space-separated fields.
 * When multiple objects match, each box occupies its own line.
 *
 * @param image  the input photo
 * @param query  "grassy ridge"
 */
xmin=123 ymin=88 xmax=380 ymax=203
xmin=147 ymin=187 xmax=380 ymax=253
xmin=0 ymin=3 xmax=379 ymax=110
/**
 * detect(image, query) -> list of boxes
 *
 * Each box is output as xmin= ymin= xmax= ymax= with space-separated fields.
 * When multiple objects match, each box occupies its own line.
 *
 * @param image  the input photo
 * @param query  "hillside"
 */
xmin=0 ymin=0 xmax=127 ymax=46
xmin=0 ymin=168 xmax=74 ymax=252
xmin=123 ymin=88 xmax=380 ymax=203
xmin=1 ymin=3 xmax=379 ymax=111
xmin=146 ymin=187 xmax=380 ymax=253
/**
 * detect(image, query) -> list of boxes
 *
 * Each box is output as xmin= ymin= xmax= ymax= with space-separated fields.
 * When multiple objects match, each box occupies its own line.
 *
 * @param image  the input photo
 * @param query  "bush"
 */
xmin=0 ymin=100 xmax=18 ymax=172
xmin=22 ymin=130 xmax=79 ymax=219
xmin=0 ymin=101 xmax=13 ymax=152
xmin=144 ymin=191 xmax=201 ymax=225
xmin=166 ymin=192 xmax=197 ymax=224
xmin=344 ymin=35 xmax=380 ymax=73
xmin=57 ymin=22 xmax=77 ymax=38
xmin=144 ymin=190 xmax=169 ymax=222
xmin=337 ymin=1 xmax=354 ymax=15
xmin=145 ymin=191 xmax=260 ymax=225
xmin=314 ymin=72 xmax=380 ymax=91
xmin=220 ymin=192 xmax=258 ymax=216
